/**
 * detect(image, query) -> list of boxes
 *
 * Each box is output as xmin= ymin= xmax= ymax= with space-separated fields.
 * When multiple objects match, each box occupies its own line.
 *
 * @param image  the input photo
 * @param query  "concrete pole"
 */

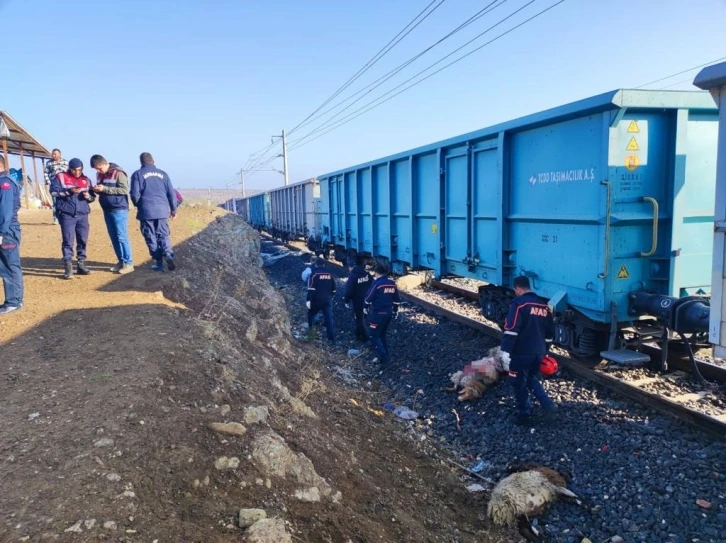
xmin=282 ymin=129 xmax=289 ymax=186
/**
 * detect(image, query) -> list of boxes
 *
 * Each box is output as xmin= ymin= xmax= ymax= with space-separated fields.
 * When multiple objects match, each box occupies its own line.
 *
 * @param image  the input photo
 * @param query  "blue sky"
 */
xmin=3 ymin=0 xmax=725 ymax=191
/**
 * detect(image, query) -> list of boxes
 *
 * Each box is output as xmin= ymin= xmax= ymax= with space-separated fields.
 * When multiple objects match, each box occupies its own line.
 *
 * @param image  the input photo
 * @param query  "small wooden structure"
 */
xmin=0 ymin=110 xmax=53 ymax=209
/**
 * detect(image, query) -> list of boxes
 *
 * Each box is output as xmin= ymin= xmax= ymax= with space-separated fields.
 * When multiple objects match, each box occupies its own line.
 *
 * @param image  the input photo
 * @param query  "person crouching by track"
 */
xmin=130 ymin=152 xmax=178 ymax=272
xmin=49 ymin=158 xmax=95 ymax=280
xmin=364 ymin=264 xmax=401 ymax=366
xmin=500 ymin=276 xmax=557 ymax=426
xmin=90 ymin=155 xmax=134 ymax=274
xmin=343 ymin=256 xmax=372 ymax=341
xmin=0 ymin=156 xmax=24 ymax=315
xmin=306 ymin=258 xmax=336 ymax=344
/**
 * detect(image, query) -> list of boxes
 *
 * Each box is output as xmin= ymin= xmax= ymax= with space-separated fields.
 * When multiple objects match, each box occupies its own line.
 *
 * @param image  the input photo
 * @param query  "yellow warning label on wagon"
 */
xmin=431 ymin=224 xmax=438 ymax=234
xmin=627 ymin=120 xmax=640 ymax=133
xmin=617 ymin=264 xmax=630 ymax=279
xmin=625 ymin=154 xmax=640 ymax=171
xmin=626 ymin=137 xmax=640 ymax=151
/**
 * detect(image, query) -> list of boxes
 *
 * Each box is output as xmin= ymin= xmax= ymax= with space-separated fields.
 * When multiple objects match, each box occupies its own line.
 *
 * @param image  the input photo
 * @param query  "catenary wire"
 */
xmin=288 ymin=0 xmax=561 ymax=151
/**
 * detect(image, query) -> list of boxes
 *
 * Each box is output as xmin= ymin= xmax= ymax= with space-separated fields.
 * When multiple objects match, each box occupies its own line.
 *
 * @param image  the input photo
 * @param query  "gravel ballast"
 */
xmin=262 ymin=241 xmax=726 ymax=543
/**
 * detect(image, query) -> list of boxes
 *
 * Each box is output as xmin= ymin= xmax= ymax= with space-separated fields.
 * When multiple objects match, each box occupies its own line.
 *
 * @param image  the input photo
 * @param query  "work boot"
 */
xmin=77 ymin=260 xmax=91 ymax=275
xmin=63 ymin=262 xmax=73 ymax=280
xmin=109 ymin=261 xmax=123 ymax=273
xmin=540 ymin=404 xmax=558 ymax=423
xmin=118 ymin=264 xmax=134 ymax=275
xmin=165 ymin=254 xmax=176 ymax=271
xmin=513 ymin=414 xmax=533 ymax=427
xmin=151 ymin=260 xmax=164 ymax=272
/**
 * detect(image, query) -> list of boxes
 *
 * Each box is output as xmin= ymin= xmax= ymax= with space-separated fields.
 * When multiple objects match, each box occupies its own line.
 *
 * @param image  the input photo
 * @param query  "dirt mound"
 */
xmin=0 ymin=208 xmax=507 ymax=542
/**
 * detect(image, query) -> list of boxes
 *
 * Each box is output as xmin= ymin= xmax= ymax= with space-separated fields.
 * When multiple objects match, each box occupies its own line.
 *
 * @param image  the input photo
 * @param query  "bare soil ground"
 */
xmin=0 ymin=206 xmax=509 ymax=542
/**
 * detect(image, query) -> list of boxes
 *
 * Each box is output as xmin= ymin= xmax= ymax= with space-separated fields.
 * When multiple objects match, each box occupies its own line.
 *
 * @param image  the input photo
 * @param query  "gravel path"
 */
xmin=262 ymin=241 xmax=726 ymax=543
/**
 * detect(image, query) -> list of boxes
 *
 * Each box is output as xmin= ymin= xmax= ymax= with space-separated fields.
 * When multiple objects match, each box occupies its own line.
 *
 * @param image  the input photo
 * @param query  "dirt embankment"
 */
xmin=0 ymin=207 xmax=508 ymax=542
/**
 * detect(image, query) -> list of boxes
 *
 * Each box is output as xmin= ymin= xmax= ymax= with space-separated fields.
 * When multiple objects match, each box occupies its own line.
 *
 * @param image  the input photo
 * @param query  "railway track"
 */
xmin=426 ymin=279 xmax=726 ymax=439
xmin=265 ymin=236 xmax=726 ymax=439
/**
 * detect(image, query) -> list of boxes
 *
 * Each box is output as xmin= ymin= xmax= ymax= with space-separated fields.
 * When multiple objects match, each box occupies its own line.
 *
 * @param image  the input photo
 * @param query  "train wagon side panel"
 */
xmin=670 ymin=110 xmax=718 ymax=297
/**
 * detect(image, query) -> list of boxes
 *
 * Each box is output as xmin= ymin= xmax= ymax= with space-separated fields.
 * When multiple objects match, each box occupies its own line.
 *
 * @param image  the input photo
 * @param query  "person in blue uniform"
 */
xmin=500 ymin=276 xmax=557 ymax=426
xmin=364 ymin=264 xmax=401 ymax=365
xmin=0 ymin=156 xmax=24 ymax=315
xmin=343 ymin=257 xmax=372 ymax=341
xmin=306 ymin=258 xmax=336 ymax=343
xmin=130 ymin=152 xmax=178 ymax=272
xmin=49 ymin=158 xmax=96 ymax=280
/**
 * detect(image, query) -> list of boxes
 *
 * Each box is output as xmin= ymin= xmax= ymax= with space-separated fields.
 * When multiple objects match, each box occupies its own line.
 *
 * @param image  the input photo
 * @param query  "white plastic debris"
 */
xmin=466 ymin=484 xmax=487 ymax=493
xmin=393 ymin=406 xmax=418 ymax=420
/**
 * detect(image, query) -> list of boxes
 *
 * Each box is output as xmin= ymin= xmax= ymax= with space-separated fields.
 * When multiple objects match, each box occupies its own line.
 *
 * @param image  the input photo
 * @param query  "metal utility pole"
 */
xmin=240 ymin=170 xmax=246 ymax=197
xmin=207 ymin=186 xmax=212 ymax=207
xmin=271 ymin=130 xmax=290 ymax=186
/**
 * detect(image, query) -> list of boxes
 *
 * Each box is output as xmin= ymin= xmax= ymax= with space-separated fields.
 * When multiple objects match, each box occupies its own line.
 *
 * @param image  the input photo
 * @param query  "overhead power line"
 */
xmin=245 ymin=0 xmax=565 ymax=181
xmin=288 ymin=0 xmax=564 ymax=152
xmin=245 ymin=0 xmax=448 ymax=176
xmin=287 ymin=0 xmax=510 ymax=138
xmin=286 ymin=0 xmax=447 ymax=138
xmin=636 ymin=55 xmax=726 ymax=89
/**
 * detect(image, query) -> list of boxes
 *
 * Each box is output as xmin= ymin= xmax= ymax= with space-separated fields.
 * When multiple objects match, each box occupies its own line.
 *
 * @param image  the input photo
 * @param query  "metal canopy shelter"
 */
xmin=0 ymin=110 xmax=52 ymax=159
xmin=0 ymin=110 xmax=53 ymax=208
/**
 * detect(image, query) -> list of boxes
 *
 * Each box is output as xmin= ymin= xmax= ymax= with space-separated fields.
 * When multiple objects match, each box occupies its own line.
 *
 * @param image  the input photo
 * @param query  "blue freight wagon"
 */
xmin=318 ymin=89 xmax=718 ymax=362
xmin=247 ymin=192 xmax=270 ymax=230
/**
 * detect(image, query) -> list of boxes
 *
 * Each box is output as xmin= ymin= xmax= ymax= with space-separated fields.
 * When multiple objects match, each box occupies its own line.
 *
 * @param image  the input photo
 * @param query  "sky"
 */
xmin=3 ymin=0 xmax=726 ymax=191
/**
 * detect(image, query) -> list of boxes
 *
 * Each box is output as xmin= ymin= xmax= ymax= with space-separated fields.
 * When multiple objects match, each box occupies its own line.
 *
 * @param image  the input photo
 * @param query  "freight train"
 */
xmin=228 ymin=89 xmax=719 ymax=368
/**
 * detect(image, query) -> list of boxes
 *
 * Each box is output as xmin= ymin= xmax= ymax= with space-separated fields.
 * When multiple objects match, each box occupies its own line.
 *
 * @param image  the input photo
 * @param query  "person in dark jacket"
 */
xmin=500 ymin=276 xmax=556 ymax=426
xmin=90 ymin=155 xmax=134 ymax=274
xmin=343 ymin=256 xmax=372 ymax=341
xmin=49 ymin=158 xmax=96 ymax=279
xmin=306 ymin=259 xmax=336 ymax=342
xmin=130 ymin=152 xmax=179 ymax=271
xmin=364 ymin=264 xmax=401 ymax=365
xmin=0 ymin=156 xmax=23 ymax=315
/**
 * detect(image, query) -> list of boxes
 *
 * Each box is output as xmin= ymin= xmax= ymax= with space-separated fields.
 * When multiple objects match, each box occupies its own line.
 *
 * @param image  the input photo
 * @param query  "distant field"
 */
xmin=177 ymin=188 xmax=262 ymax=205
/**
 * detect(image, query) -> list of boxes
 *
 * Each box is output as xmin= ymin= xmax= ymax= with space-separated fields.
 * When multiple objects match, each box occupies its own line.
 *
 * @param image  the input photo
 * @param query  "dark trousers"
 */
xmin=0 ymin=225 xmax=23 ymax=307
xmin=140 ymin=218 xmax=173 ymax=261
xmin=367 ymin=312 xmax=392 ymax=364
xmin=308 ymin=300 xmax=334 ymax=341
xmin=508 ymin=354 xmax=554 ymax=416
xmin=353 ymin=307 xmax=367 ymax=340
xmin=58 ymin=213 xmax=89 ymax=262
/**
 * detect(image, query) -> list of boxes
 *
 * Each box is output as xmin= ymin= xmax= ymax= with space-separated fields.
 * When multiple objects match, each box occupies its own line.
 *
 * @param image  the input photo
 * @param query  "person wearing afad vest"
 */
xmin=49 ymin=158 xmax=96 ymax=280
xmin=90 ymin=154 xmax=134 ymax=274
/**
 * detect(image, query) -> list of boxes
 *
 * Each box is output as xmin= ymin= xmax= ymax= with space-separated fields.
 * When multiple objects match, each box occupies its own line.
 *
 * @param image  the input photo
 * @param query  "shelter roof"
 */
xmin=0 ymin=111 xmax=52 ymax=159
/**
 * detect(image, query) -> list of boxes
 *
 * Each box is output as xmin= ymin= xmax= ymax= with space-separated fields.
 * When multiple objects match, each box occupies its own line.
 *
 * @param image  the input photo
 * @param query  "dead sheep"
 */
xmin=444 ymin=346 xmax=505 ymax=401
xmin=487 ymin=463 xmax=581 ymax=542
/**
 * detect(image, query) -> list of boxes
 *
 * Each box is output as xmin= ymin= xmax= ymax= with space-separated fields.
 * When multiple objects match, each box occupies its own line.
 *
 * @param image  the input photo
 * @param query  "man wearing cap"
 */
xmin=343 ymin=256 xmax=372 ymax=341
xmin=49 ymin=158 xmax=96 ymax=279
xmin=130 ymin=152 xmax=178 ymax=272
xmin=0 ymin=155 xmax=24 ymax=315
xmin=90 ymin=154 xmax=134 ymax=274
